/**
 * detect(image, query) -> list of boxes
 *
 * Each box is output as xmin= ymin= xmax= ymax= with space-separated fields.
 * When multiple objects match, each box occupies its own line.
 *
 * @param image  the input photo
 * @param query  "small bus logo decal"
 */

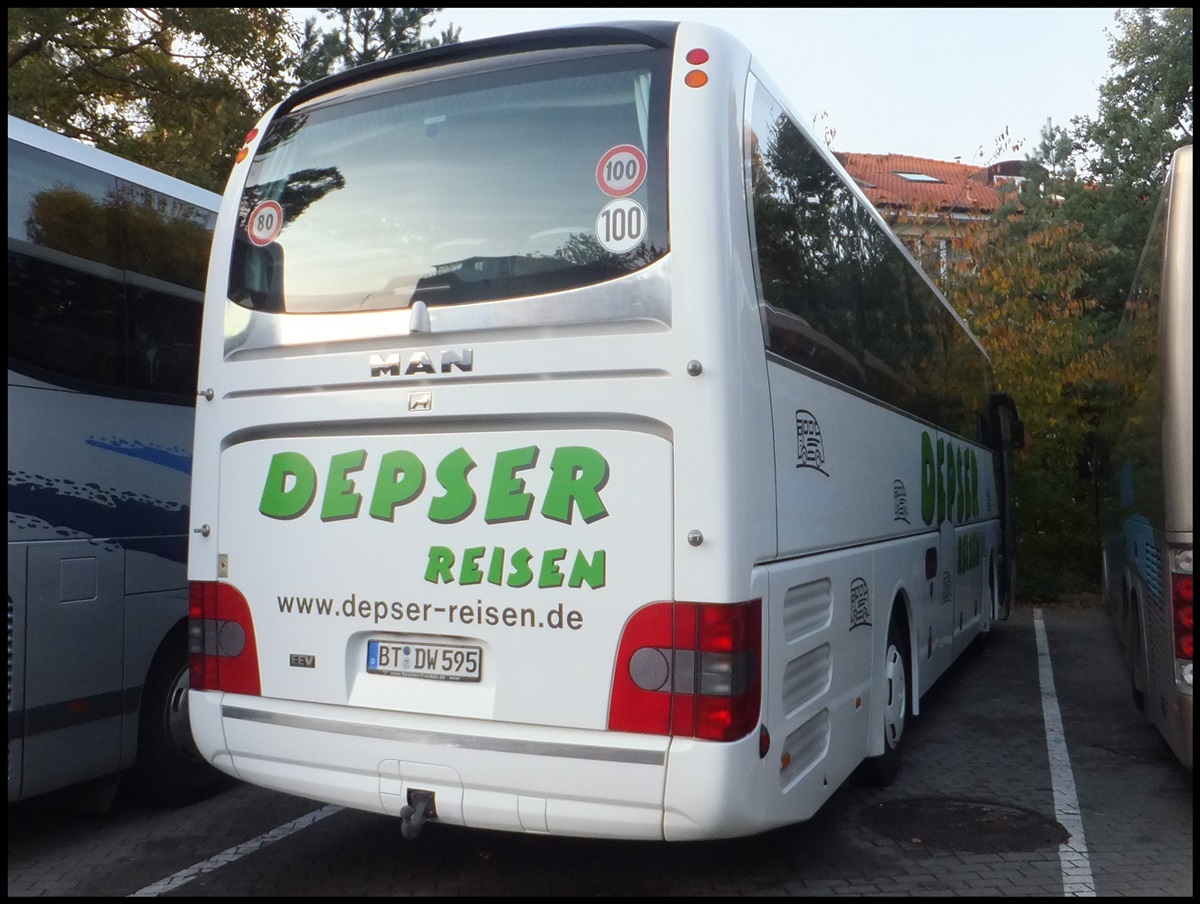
xmin=893 ymin=480 xmax=910 ymax=523
xmin=795 ymin=410 xmax=827 ymax=475
xmin=849 ymin=578 xmax=871 ymax=630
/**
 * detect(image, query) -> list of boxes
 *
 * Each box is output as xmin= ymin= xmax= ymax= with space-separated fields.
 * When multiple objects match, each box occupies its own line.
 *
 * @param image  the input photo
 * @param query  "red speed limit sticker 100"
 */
xmin=247 ymin=200 xmax=284 ymax=246
xmin=596 ymin=145 xmax=647 ymax=197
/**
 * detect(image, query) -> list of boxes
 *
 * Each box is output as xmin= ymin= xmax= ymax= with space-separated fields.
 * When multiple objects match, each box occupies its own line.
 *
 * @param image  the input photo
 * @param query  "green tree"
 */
xmin=7 ymin=8 xmax=459 ymax=191
xmin=1075 ymin=7 xmax=1192 ymax=189
xmin=936 ymin=8 xmax=1192 ymax=596
xmin=295 ymin=7 xmax=459 ymax=86
xmin=940 ymin=210 xmax=1113 ymax=597
xmin=1062 ymin=7 xmax=1192 ymax=319
xmin=8 ymin=8 xmax=298 ymax=192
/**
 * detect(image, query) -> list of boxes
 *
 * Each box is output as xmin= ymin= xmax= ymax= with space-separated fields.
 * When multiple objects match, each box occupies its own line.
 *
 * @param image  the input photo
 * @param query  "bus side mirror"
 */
xmin=987 ymin=391 xmax=1025 ymax=452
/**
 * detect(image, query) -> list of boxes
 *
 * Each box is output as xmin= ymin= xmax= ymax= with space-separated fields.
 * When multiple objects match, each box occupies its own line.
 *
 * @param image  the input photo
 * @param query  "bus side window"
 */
xmin=747 ymin=92 xmax=865 ymax=390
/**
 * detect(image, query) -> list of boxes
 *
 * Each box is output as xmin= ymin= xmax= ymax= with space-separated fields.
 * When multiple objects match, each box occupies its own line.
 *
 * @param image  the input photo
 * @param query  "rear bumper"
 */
xmin=191 ymin=691 xmax=674 ymax=839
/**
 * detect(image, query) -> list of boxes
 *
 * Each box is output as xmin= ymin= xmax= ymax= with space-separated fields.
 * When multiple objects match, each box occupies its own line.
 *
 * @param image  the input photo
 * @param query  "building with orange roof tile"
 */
xmin=835 ymin=152 xmax=1036 ymax=275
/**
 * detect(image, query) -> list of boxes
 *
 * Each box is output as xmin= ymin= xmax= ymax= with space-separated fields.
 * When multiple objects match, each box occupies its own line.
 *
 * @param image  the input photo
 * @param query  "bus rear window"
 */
xmin=229 ymin=48 xmax=670 ymax=314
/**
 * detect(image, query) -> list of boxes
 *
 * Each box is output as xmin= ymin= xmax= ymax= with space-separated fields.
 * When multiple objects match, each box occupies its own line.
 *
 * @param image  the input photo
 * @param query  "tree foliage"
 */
xmin=295 ymin=8 xmax=459 ymax=86
xmin=935 ymin=8 xmax=1192 ymax=597
xmin=1056 ymin=8 xmax=1192 ymax=319
xmin=7 ymin=8 xmax=458 ymax=192
xmin=1074 ymin=7 xmax=1193 ymax=189
xmin=940 ymin=211 xmax=1114 ymax=597
xmin=8 ymin=8 xmax=298 ymax=192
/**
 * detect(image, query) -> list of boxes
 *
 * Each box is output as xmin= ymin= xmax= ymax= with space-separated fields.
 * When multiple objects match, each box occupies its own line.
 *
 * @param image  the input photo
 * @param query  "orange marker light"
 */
xmin=685 ymin=70 xmax=709 ymax=88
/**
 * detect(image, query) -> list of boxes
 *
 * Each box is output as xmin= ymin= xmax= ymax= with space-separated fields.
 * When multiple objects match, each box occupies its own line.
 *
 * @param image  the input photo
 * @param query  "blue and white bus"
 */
xmin=187 ymin=21 xmax=1024 ymax=840
xmin=1099 ymin=143 xmax=1192 ymax=771
xmin=8 ymin=114 xmax=229 ymax=805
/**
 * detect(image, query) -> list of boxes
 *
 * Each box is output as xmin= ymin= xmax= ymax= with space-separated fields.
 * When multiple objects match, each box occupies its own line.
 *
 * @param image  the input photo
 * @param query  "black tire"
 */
xmin=1128 ymin=597 xmax=1146 ymax=713
xmin=127 ymin=631 xmax=232 ymax=806
xmin=853 ymin=615 xmax=909 ymax=788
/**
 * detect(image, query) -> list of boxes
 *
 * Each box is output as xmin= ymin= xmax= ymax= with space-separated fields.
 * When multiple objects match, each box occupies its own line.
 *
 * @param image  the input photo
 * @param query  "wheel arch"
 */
xmin=852 ymin=589 xmax=913 ymax=787
xmin=126 ymin=615 xmax=230 ymax=806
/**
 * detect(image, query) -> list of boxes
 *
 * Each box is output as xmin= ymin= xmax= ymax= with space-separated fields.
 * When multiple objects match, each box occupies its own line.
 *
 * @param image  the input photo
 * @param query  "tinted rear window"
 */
xmin=230 ymin=47 xmax=670 ymax=314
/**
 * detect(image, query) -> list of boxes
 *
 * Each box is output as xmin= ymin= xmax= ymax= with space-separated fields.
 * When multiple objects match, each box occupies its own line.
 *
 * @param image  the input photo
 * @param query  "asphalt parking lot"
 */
xmin=7 ymin=599 xmax=1193 ymax=897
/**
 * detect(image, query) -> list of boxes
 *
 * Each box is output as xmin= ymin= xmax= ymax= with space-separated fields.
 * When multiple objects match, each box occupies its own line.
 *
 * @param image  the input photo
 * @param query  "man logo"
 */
xmin=795 ymin=409 xmax=827 ymax=475
xmin=370 ymin=348 xmax=473 ymax=377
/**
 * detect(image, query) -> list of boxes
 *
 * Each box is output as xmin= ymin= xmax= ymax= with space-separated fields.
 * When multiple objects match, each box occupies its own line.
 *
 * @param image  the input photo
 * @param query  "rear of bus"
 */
xmin=1102 ymin=144 xmax=1193 ymax=771
xmin=188 ymin=22 xmax=782 ymax=840
xmin=1152 ymin=144 xmax=1193 ymax=768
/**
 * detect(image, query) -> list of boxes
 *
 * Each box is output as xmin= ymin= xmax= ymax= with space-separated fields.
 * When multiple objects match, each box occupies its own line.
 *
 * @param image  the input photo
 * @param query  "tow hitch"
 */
xmin=399 ymin=789 xmax=436 ymax=840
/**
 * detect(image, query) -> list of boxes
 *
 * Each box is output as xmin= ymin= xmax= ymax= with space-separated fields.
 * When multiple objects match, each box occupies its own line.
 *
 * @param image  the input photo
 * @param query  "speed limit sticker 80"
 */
xmin=595 ymin=198 xmax=646 ymax=253
xmin=247 ymin=200 xmax=283 ymax=246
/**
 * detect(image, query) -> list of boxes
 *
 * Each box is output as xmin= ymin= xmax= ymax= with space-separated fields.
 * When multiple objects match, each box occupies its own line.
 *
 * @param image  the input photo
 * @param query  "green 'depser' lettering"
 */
xmin=258 ymin=444 xmax=611 ymax=526
xmin=919 ymin=431 xmax=980 ymax=527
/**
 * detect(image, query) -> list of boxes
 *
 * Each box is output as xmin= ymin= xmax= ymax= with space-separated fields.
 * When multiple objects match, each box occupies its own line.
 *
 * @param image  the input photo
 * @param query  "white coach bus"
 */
xmin=1098 ymin=143 xmax=1192 ymax=771
xmin=187 ymin=21 xmax=1025 ymax=840
xmin=8 ymin=115 xmax=227 ymax=805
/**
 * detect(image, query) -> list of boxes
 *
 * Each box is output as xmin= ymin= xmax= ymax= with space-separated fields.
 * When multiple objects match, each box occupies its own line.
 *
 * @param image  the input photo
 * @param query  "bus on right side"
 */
xmin=1099 ymin=143 xmax=1192 ymax=771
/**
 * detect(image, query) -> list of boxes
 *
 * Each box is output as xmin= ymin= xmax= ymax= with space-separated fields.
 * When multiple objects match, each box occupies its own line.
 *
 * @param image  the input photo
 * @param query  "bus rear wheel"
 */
xmin=853 ymin=614 xmax=909 ymax=788
xmin=127 ymin=631 xmax=232 ymax=806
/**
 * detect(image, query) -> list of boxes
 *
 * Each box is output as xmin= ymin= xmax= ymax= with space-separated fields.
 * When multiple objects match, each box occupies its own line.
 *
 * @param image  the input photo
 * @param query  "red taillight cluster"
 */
xmin=609 ymin=600 xmax=761 ymax=742
xmin=189 ymin=581 xmax=262 ymax=695
xmin=1171 ymin=569 xmax=1193 ymax=661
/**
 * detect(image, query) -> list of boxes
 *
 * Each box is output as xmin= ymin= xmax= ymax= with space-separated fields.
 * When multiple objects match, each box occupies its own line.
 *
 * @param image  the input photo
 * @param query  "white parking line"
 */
xmin=1033 ymin=608 xmax=1096 ymax=897
xmin=127 ymin=804 xmax=344 ymax=897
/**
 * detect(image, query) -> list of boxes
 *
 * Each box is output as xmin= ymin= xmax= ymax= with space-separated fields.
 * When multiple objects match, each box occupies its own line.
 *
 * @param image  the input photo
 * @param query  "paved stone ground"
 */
xmin=8 ymin=600 xmax=1193 ymax=896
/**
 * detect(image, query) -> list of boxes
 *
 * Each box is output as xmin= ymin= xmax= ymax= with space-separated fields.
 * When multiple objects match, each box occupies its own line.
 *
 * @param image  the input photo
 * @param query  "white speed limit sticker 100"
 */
xmin=595 ymin=198 xmax=646 ymax=254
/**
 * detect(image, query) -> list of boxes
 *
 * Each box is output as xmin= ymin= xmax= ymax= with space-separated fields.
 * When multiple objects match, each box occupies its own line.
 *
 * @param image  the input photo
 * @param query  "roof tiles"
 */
xmin=834 ymin=152 xmax=1008 ymax=214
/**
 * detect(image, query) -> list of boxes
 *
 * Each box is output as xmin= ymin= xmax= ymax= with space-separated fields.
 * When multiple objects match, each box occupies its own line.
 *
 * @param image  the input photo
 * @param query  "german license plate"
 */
xmin=366 ymin=640 xmax=482 ymax=682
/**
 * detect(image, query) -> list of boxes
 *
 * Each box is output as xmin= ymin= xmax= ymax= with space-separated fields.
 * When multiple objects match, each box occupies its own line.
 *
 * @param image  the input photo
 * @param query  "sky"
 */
xmin=390 ymin=7 xmax=1124 ymax=166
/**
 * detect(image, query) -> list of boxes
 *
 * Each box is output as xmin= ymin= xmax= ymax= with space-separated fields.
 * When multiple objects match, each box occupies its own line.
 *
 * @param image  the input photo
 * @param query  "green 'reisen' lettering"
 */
xmin=424 ymin=545 xmax=606 ymax=590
